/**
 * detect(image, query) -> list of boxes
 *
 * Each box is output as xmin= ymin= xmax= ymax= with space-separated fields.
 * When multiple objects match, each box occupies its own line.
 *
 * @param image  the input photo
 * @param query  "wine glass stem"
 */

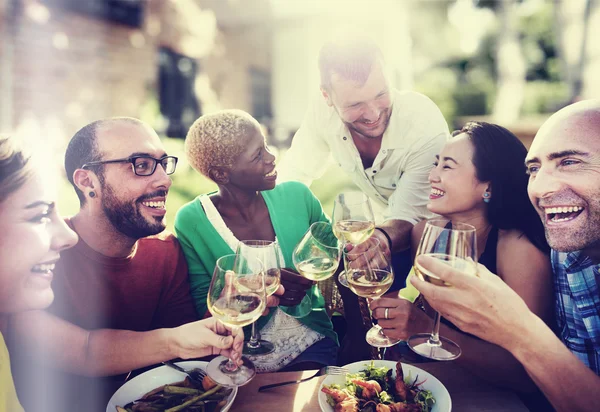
xmin=223 ymin=358 xmax=239 ymax=373
xmin=247 ymin=321 xmax=260 ymax=349
xmin=428 ymin=311 xmax=442 ymax=347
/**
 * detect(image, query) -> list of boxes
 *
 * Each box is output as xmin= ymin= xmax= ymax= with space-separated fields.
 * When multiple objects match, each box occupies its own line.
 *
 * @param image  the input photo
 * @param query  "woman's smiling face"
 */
xmin=427 ymin=134 xmax=489 ymax=218
xmin=0 ymin=169 xmax=77 ymax=313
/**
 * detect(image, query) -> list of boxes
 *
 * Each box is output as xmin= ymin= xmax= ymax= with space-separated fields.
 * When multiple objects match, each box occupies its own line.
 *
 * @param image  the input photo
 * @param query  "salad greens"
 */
xmin=323 ymin=361 xmax=436 ymax=412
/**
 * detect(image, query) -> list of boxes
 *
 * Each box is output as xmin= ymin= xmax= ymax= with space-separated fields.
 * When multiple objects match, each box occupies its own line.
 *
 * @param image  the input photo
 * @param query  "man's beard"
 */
xmin=101 ymin=183 xmax=167 ymax=240
xmin=344 ymin=108 xmax=391 ymax=140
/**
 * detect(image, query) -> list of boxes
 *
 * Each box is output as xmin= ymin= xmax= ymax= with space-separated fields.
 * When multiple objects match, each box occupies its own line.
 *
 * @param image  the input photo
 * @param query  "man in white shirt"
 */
xmin=278 ymin=36 xmax=449 ymax=256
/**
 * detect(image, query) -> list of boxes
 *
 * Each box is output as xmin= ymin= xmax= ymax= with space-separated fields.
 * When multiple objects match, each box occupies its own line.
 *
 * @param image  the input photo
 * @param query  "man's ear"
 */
xmin=320 ymin=87 xmax=333 ymax=107
xmin=73 ymin=169 xmax=99 ymax=198
xmin=208 ymin=166 xmax=230 ymax=185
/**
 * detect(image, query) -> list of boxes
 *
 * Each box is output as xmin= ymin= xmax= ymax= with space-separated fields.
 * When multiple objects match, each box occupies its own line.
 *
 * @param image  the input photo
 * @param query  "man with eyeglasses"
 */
xmin=8 ymin=118 xmax=246 ymax=412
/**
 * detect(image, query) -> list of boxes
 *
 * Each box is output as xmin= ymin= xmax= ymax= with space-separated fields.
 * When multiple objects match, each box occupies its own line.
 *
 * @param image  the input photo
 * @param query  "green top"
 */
xmin=174 ymin=181 xmax=338 ymax=344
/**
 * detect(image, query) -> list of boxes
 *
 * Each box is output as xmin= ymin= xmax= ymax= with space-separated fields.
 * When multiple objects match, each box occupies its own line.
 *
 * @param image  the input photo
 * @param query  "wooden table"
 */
xmin=233 ymin=362 xmax=529 ymax=411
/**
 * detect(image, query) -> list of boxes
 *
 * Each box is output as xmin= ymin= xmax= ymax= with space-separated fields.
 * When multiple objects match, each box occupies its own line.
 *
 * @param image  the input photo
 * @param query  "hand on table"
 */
xmin=172 ymin=317 xmax=245 ymax=365
xmin=278 ymin=268 xmax=315 ymax=307
xmin=369 ymin=294 xmax=433 ymax=340
xmin=411 ymin=255 xmax=532 ymax=349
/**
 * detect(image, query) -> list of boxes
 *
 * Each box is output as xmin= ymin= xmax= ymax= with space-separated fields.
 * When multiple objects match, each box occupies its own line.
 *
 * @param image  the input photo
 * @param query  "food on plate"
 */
xmin=116 ymin=369 xmax=232 ymax=412
xmin=321 ymin=361 xmax=436 ymax=412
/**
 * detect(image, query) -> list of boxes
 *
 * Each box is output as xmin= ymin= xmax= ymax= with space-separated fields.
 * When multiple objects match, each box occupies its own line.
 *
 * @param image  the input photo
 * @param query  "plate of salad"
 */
xmin=318 ymin=360 xmax=451 ymax=412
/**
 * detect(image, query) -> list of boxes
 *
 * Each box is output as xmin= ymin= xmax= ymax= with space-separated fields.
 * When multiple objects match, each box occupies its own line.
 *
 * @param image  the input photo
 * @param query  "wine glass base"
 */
xmin=407 ymin=333 xmax=461 ymax=361
xmin=366 ymin=324 xmax=402 ymax=348
xmin=243 ymin=339 xmax=275 ymax=356
xmin=206 ymin=356 xmax=256 ymax=387
xmin=338 ymin=270 xmax=348 ymax=287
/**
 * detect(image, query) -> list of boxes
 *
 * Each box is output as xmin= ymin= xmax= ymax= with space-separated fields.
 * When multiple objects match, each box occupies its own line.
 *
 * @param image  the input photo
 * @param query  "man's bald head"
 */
xmin=526 ymin=99 xmax=600 ymax=254
xmin=64 ymin=117 xmax=149 ymax=205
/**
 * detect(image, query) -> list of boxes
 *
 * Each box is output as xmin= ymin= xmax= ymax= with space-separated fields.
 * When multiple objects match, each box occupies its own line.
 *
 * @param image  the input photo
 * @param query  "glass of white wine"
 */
xmin=344 ymin=238 xmax=401 ymax=347
xmin=236 ymin=240 xmax=281 ymax=356
xmin=407 ymin=219 xmax=477 ymax=361
xmin=332 ymin=192 xmax=375 ymax=287
xmin=287 ymin=222 xmax=341 ymax=318
xmin=206 ymin=254 xmax=266 ymax=386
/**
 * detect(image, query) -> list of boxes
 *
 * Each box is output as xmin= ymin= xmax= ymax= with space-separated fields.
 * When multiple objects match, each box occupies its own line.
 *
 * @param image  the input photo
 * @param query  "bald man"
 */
xmin=412 ymin=99 xmax=600 ymax=412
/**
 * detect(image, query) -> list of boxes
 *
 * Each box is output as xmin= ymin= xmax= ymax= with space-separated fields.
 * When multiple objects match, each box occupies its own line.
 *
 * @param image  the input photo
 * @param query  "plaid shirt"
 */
xmin=552 ymin=250 xmax=600 ymax=375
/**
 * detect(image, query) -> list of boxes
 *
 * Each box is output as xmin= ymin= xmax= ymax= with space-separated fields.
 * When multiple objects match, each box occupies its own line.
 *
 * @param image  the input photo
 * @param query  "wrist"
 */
xmin=375 ymin=227 xmax=393 ymax=252
xmin=501 ymin=311 xmax=542 ymax=357
xmin=163 ymin=327 xmax=182 ymax=359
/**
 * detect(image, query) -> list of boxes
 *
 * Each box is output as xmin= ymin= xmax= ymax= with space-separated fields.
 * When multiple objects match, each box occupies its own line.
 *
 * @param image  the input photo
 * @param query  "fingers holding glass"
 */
xmin=343 ymin=238 xmax=401 ymax=348
xmin=332 ymin=192 xmax=376 ymax=287
xmin=206 ymin=254 xmax=266 ymax=386
xmin=235 ymin=240 xmax=281 ymax=356
xmin=407 ymin=219 xmax=477 ymax=361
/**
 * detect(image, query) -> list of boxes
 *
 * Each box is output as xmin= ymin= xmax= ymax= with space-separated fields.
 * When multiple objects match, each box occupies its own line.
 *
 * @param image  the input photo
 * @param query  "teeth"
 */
xmin=545 ymin=206 xmax=583 ymax=214
xmin=32 ymin=263 xmax=55 ymax=273
xmin=143 ymin=201 xmax=165 ymax=209
xmin=265 ymin=170 xmax=276 ymax=177
xmin=430 ymin=188 xmax=445 ymax=196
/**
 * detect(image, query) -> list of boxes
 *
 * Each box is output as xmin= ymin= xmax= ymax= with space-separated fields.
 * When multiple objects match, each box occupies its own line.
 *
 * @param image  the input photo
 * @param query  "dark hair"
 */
xmin=318 ymin=35 xmax=383 ymax=90
xmin=0 ymin=135 xmax=34 ymax=203
xmin=64 ymin=121 xmax=104 ymax=205
xmin=454 ymin=122 xmax=549 ymax=254
xmin=65 ymin=117 xmax=145 ymax=205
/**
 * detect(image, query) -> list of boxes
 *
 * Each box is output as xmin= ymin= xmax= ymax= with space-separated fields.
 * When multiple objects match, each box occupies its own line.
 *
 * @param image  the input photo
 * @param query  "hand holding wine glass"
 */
xmin=287 ymin=222 xmax=341 ymax=318
xmin=206 ymin=254 xmax=266 ymax=386
xmin=407 ymin=219 xmax=477 ymax=361
xmin=332 ymin=192 xmax=375 ymax=286
xmin=344 ymin=238 xmax=401 ymax=347
xmin=235 ymin=240 xmax=281 ymax=356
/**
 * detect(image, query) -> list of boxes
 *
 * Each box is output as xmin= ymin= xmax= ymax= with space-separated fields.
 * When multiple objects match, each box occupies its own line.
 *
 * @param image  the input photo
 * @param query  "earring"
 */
xmin=89 ymin=191 xmax=96 ymax=198
xmin=483 ymin=192 xmax=490 ymax=203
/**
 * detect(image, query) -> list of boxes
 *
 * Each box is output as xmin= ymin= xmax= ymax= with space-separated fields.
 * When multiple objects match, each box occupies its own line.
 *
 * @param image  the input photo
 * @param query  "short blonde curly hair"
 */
xmin=185 ymin=110 xmax=261 ymax=178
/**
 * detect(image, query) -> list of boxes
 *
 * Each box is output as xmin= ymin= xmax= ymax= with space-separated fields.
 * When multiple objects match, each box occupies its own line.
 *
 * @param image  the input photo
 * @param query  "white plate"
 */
xmin=318 ymin=360 xmax=451 ymax=412
xmin=106 ymin=361 xmax=238 ymax=412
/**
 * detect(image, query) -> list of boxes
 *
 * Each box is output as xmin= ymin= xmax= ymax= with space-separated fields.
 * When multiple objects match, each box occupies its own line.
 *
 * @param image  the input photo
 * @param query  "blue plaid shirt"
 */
xmin=552 ymin=250 xmax=600 ymax=375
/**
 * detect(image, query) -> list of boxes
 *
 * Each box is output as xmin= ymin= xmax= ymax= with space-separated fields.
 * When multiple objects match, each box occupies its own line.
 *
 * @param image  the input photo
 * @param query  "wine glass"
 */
xmin=407 ymin=219 xmax=477 ymax=361
xmin=287 ymin=222 xmax=342 ymax=318
xmin=344 ymin=238 xmax=401 ymax=347
xmin=206 ymin=254 xmax=266 ymax=386
xmin=236 ymin=240 xmax=281 ymax=356
xmin=332 ymin=192 xmax=375 ymax=287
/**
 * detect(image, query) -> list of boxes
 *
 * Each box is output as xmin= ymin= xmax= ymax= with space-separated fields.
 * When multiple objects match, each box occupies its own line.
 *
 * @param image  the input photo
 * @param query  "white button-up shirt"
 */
xmin=278 ymin=89 xmax=449 ymax=224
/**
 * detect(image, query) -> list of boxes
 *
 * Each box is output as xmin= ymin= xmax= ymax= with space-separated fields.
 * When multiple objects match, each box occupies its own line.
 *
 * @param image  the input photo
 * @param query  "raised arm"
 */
xmin=8 ymin=311 xmax=243 ymax=377
xmin=412 ymin=255 xmax=600 ymax=411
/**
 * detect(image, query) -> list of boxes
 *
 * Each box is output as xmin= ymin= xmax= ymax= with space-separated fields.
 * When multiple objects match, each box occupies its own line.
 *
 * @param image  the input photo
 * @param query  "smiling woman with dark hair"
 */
xmin=175 ymin=110 xmax=338 ymax=372
xmin=0 ymin=135 xmax=78 ymax=410
xmin=370 ymin=122 xmax=554 ymax=392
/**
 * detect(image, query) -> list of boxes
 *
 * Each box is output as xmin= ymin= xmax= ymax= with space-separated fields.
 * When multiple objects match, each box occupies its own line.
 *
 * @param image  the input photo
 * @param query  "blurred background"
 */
xmin=1 ymin=0 xmax=599 ymax=230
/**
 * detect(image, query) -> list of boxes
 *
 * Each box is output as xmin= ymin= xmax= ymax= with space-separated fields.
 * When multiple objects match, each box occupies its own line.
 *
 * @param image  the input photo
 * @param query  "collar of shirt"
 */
xmin=562 ymin=250 xmax=599 ymax=273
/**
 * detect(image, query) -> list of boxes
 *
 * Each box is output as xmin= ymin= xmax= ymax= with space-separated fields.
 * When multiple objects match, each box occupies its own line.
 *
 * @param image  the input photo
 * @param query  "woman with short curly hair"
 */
xmin=176 ymin=110 xmax=338 ymax=372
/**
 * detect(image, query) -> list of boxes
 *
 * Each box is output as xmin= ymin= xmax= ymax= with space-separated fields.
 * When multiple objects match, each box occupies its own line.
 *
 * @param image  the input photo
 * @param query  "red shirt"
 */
xmin=48 ymin=219 xmax=198 ymax=331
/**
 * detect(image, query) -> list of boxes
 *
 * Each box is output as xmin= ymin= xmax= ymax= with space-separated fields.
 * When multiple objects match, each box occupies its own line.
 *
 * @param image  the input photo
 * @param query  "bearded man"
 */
xmin=8 ymin=118 xmax=247 ymax=412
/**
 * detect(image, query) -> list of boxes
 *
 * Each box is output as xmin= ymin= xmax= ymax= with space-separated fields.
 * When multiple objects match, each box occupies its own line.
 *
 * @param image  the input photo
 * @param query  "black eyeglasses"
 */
xmin=82 ymin=155 xmax=178 ymax=176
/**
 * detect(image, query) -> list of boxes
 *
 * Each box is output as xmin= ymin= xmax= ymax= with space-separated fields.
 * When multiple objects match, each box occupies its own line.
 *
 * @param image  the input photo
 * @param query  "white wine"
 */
xmin=347 ymin=269 xmax=393 ymax=298
xmin=414 ymin=253 xmax=477 ymax=287
xmin=209 ymin=293 xmax=265 ymax=327
xmin=333 ymin=220 xmax=375 ymax=245
xmin=265 ymin=268 xmax=281 ymax=296
xmin=235 ymin=270 xmax=280 ymax=296
xmin=296 ymin=257 xmax=338 ymax=281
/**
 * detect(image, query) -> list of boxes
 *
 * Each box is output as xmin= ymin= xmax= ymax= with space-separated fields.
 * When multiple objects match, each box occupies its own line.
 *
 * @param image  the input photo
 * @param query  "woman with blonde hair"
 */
xmin=175 ymin=110 xmax=338 ymax=372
